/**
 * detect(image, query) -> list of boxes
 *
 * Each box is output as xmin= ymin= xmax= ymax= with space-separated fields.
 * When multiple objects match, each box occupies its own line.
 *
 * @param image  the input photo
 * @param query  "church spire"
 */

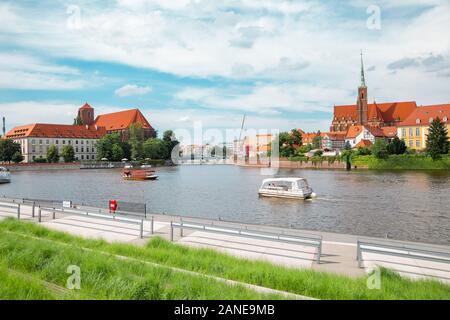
xmin=360 ymin=50 xmax=366 ymax=87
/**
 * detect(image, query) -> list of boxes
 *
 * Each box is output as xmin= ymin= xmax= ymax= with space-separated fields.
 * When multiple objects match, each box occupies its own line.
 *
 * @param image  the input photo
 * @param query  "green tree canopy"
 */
xmin=426 ymin=117 xmax=449 ymax=161
xmin=129 ymin=124 xmax=145 ymax=160
xmin=47 ymin=145 xmax=60 ymax=163
xmin=96 ymin=133 xmax=131 ymax=161
xmin=162 ymin=130 xmax=180 ymax=160
xmin=371 ymin=138 xmax=389 ymax=160
xmin=143 ymin=139 xmax=167 ymax=159
xmin=387 ymin=137 xmax=407 ymax=155
xmin=61 ymin=145 xmax=75 ymax=163
xmin=0 ymin=139 xmax=22 ymax=163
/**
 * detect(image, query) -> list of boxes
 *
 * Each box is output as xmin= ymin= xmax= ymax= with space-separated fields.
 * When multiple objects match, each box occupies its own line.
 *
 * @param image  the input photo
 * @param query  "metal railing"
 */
xmin=170 ymin=219 xmax=323 ymax=263
xmin=39 ymin=206 xmax=146 ymax=239
xmin=356 ymin=238 xmax=450 ymax=268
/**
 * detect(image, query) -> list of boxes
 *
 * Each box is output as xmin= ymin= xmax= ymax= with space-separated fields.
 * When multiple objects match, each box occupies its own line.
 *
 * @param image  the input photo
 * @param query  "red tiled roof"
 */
xmin=381 ymin=126 xmax=398 ymax=138
xmin=345 ymin=125 xmax=363 ymax=139
xmin=334 ymin=101 xmax=417 ymax=123
xmin=323 ymin=132 xmax=346 ymax=140
xmin=355 ymin=139 xmax=373 ymax=148
xmin=399 ymin=104 xmax=450 ymax=126
xmin=94 ymin=109 xmax=153 ymax=132
xmin=5 ymin=124 xmax=107 ymax=139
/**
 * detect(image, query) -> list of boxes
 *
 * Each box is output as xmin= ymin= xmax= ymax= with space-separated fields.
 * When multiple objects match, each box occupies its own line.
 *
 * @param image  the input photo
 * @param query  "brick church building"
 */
xmin=77 ymin=103 xmax=156 ymax=140
xmin=330 ymin=54 xmax=417 ymax=132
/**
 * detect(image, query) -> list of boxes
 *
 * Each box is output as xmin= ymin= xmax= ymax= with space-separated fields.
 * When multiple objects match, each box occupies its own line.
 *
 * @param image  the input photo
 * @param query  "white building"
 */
xmin=5 ymin=124 xmax=107 ymax=163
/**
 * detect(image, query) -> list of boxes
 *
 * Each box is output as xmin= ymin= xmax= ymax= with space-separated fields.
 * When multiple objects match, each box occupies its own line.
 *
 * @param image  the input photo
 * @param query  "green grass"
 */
xmin=1 ymin=219 xmax=449 ymax=300
xmin=0 ymin=221 xmax=281 ymax=300
xmin=352 ymin=154 xmax=450 ymax=170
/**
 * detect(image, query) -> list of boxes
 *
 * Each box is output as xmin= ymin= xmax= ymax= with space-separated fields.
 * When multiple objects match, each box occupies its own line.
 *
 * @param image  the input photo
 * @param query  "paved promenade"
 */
xmin=0 ymin=199 xmax=449 ymax=284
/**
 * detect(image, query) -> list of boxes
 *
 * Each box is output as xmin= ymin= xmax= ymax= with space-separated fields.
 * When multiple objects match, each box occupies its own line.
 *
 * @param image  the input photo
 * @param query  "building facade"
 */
xmin=5 ymin=124 xmax=106 ymax=163
xmin=397 ymin=104 xmax=450 ymax=150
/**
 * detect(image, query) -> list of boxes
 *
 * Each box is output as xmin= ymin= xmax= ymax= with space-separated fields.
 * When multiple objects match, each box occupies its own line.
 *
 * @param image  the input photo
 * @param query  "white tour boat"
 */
xmin=258 ymin=178 xmax=315 ymax=200
xmin=0 ymin=167 xmax=11 ymax=184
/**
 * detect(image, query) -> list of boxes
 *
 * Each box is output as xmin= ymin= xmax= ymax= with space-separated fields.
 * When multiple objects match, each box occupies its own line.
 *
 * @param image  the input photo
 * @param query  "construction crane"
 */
xmin=238 ymin=114 xmax=246 ymax=156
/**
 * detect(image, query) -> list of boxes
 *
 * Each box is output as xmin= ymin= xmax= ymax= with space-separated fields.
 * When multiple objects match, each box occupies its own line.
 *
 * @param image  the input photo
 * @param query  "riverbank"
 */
xmin=352 ymin=154 xmax=450 ymax=170
xmin=1 ymin=218 xmax=449 ymax=300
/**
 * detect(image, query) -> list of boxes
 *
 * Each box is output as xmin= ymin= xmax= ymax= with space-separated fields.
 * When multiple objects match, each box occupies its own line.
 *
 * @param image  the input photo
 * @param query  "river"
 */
xmin=1 ymin=165 xmax=449 ymax=245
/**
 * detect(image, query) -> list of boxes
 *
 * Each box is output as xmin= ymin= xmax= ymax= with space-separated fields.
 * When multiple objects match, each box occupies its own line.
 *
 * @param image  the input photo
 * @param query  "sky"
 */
xmin=0 ymin=0 xmax=449 ymax=142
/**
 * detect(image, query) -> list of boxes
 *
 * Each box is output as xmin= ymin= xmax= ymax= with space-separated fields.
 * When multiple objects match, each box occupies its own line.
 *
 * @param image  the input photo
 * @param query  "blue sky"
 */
xmin=0 ymin=0 xmax=449 ymax=141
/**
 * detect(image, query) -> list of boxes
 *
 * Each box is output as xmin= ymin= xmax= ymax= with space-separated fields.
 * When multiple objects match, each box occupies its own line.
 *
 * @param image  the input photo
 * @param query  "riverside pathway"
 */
xmin=0 ymin=199 xmax=449 ymax=284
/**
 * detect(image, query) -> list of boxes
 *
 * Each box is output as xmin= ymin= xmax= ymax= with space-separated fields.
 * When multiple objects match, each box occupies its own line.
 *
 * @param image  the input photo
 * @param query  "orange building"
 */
xmin=78 ymin=103 xmax=156 ymax=139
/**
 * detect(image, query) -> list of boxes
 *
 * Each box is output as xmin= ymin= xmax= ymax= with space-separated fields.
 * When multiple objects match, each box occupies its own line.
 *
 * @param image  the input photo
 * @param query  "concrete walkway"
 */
xmin=1 ymin=199 xmax=449 ymax=284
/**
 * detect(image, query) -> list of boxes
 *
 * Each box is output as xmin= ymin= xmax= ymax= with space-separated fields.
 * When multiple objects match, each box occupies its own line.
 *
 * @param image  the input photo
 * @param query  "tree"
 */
xmin=129 ymin=124 xmax=144 ymax=160
xmin=162 ymin=130 xmax=180 ymax=160
xmin=277 ymin=132 xmax=295 ymax=157
xmin=143 ymin=139 xmax=166 ymax=159
xmin=12 ymin=151 xmax=24 ymax=164
xmin=355 ymin=147 xmax=371 ymax=156
xmin=387 ymin=137 xmax=407 ymax=155
xmin=111 ymin=144 xmax=125 ymax=161
xmin=426 ymin=117 xmax=449 ymax=161
xmin=371 ymin=138 xmax=389 ymax=160
xmin=73 ymin=115 xmax=83 ymax=125
xmin=312 ymin=136 xmax=322 ymax=149
xmin=61 ymin=145 xmax=75 ymax=163
xmin=96 ymin=133 xmax=131 ymax=161
xmin=47 ymin=145 xmax=60 ymax=163
xmin=344 ymin=141 xmax=352 ymax=150
xmin=291 ymin=129 xmax=302 ymax=146
xmin=0 ymin=139 xmax=22 ymax=163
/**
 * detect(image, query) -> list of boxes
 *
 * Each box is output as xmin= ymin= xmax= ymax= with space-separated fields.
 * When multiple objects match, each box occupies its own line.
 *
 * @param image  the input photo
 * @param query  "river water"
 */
xmin=1 ymin=165 xmax=449 ymax=245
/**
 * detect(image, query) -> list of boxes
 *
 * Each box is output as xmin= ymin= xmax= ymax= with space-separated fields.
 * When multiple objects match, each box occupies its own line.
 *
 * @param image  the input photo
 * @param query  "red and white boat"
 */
xmin=121 ymin=169 xmax=158 ymax=181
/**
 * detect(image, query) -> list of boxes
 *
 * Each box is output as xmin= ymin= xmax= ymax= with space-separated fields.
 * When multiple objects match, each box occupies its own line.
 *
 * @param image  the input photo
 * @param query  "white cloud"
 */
xmin=0 ymin=52 xmax=84 ymax=90
xmin=115 ymin=84 xmax=152 ymax=97
xmin=175 ymin=83 xmax=351 ymax=114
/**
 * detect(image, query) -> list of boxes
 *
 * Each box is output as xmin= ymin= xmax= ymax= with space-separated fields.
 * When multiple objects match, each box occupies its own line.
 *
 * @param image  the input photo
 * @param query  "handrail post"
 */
xmin=52 ymin=209 xmax=56 ymax=220
xmin=38 ymin=207 xmax=41 ymax=223
xmin=170 ymin=221 xmax=174 ymax=242
xmin=151 ymin=216 xmax=154 ymax=235
xmin=317 ymin=242 xmax=322 ymax=264
xmin=17 ymin=204 xmax=20 ymax=219
xmin=180 ymin=217 xmax=183 ymax=237
xmin=357 ymin=241 xmax=363 ymax=268
xmin=140 ymin=220 xmax=144 ymax=239
xmin=32 ymin=201 xmax=35 ymax=218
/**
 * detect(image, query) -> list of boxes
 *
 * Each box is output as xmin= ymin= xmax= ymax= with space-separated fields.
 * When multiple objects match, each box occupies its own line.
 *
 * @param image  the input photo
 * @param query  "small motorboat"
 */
xmin=122 ymin=169 xmax=158 ymax=181
xmin=141 ymin=164 xmax=152 ymax=169
xmin=258 ymin=178 xmax=315 ymax=200
xmin=0 ymin=167 xmax=11 ymax=184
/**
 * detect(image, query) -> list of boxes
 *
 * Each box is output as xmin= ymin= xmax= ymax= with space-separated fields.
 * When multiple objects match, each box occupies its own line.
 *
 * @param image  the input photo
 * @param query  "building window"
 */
xmin=409 ymin=128 xmax=413 ymax=136
xmin=39 ymin=140 xmax=42 ymax=145
xmin=81 ymin=141 xmax=84 ymax=145
xmin=409 ymin=140 xmax=413 ymax=147
xmin=81 ymin=155 xmax=84 ymax=160
xmin=55 ymin=140 xmax=59 ymax=144
xmin=46 ymin=140 xmax=49 ymax=145
xmin=76 ymin=140 xmax=79 ymax=145
xmin=402 ymin=129 xmax=406 ymax=137
xmin=32 ymin=139 xmax=36 ymax=145
xmin=62 ymin=140 xmax=66 ymax=144
xmin=81 ymin=147 xmax=84 ymax=153
xmin=416 ymin=140 xmax=420 ymax=148
xmin=76 ymin=147 xmax=79 ymax=152
xmin=416 ymin=128 xmax=420 ymax=136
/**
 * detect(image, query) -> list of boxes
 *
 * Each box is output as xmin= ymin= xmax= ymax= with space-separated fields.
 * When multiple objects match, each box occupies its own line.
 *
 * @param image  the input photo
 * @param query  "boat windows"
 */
xmin=262 ymin=181 xmax=294 ymax=191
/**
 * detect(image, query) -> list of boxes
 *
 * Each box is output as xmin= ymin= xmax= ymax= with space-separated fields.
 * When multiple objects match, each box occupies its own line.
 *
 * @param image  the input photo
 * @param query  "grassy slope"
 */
xmin=1 ymin=219 xmax=449 ymax=300
xmin=0 ymin=224 xmax=280 ymax=300
xmin=353 ymin=155 xmax=450 ymax=170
